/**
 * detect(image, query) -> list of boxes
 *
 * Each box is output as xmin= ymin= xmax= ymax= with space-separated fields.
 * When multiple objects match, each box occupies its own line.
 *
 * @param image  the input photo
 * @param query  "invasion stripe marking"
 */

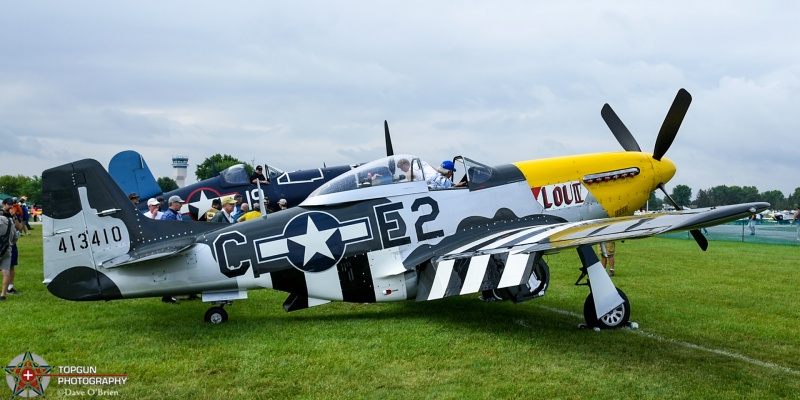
xmin=427 ymin=259 xmax=455 ymax=300
xmin=486 ymin=222 xmax=584 ymax=252
xmin=443 ymin=228 xmax=526 ymax=256
xmin=460 ymin=254 xmax=490 ymax=295
xmin=497 ymin=253 xmax=529 ymax=288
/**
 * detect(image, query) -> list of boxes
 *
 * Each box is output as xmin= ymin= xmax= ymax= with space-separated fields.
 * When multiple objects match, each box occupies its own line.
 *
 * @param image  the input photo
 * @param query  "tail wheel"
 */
xmin=583 ymin=288 xmax=630 ymax=329
xmin=204 ymin=306 xmax=228 ymax=324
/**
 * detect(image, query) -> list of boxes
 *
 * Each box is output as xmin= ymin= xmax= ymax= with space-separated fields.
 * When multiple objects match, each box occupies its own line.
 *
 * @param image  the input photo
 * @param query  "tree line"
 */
xmin=658 ymin=184 xmax=800 ymax=211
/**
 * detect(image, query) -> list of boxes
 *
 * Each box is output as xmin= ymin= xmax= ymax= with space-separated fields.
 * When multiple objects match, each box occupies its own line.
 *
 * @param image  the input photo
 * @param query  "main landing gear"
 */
xmin=583 ymin=288 xmax=630 ymax=329
xmin=204 ymin=301 xmax=232 ymax=324
xmin=575 ymin=245 xmax=632 ymax=330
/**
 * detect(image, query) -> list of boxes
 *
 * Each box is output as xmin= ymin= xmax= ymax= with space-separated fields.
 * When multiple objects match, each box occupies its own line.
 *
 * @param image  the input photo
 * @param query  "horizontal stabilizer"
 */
xmin=100 ymin=238 xmax=197 ymax=268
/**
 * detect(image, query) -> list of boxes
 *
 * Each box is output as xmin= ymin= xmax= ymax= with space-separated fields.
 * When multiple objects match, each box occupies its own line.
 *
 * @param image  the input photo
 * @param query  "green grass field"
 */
xmin=3 ymin=229 xmax=799 ymax=399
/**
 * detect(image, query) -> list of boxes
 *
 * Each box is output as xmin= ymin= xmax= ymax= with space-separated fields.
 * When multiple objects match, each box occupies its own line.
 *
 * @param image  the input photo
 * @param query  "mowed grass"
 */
xmin=3 ymin=229 xmax=800 ymax=399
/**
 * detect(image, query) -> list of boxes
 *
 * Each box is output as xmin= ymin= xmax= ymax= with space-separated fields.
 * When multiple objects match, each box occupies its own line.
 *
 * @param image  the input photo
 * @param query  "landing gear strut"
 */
xmin=575 ymin=244 xmax=630 ymax=329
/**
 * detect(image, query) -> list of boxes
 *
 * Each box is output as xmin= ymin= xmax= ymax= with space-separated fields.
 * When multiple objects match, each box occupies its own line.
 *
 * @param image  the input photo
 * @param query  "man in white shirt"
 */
xmin=143 ymin=198 xmax=164 ymax=219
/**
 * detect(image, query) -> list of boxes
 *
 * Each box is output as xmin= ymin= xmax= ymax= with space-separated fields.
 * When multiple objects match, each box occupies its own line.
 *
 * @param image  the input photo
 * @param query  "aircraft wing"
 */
xmin=416 ymin=202 xmax=768 ymax=302
xmin=440 ymin=202 xmax=768 ymax=260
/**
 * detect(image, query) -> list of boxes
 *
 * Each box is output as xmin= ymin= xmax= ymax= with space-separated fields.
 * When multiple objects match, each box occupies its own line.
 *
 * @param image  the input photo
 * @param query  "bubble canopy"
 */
xmin=303 ymin=154 xmax=428 ymax=205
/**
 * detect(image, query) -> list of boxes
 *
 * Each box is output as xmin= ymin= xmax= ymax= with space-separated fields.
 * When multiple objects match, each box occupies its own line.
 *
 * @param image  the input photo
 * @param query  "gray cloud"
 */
xmin=2 ymin=1 xmax=798 ymax=197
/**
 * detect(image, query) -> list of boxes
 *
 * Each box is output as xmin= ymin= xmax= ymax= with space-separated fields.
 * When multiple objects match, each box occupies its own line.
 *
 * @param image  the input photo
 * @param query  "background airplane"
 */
xmin=108 ymin=150 xmax=356 ymax=220
xmin=41 ymin=89 xmax=769 ymax=328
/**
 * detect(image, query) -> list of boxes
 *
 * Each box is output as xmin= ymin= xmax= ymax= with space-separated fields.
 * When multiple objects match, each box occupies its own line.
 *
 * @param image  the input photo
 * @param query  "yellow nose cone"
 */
xmin=652 ymin=156 xmax=677 ymax=186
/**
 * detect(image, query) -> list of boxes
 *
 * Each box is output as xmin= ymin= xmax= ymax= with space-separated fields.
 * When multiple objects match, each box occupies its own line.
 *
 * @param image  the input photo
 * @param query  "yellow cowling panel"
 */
xmin=512 ymin=152 xmax=676 ymax=218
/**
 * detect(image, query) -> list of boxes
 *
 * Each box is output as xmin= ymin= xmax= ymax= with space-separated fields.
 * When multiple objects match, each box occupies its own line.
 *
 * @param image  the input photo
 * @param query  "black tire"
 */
xmin=583 ymin=288 xmax=630 ymax=329
xmin=204 ymin=307 xmax=228 ymax=324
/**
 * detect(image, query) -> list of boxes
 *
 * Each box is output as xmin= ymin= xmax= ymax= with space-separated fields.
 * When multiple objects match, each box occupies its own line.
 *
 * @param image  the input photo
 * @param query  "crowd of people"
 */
xmin=126 ymin=184 xmax=288 ymax=303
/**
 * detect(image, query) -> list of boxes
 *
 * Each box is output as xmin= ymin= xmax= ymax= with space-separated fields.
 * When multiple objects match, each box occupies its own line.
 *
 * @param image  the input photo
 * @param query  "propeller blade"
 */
xmin=384 ymin=120 xmax=394 ymax=157
xmin=690 ymin=229 xmax=709 ymax=251
xmin=601 ymin=104 xmax=641 ymax=152
xmin=658 ymin=183 xmax=707 ymax=251
xmin=653 ymin=88 xmax=692 ymax=161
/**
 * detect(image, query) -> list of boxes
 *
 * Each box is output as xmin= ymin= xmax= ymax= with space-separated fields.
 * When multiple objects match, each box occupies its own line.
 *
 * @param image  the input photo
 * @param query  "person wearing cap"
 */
xmin=250 ymin=165 xmax=270 ymax=185
xmin=211 ymin=197 xmax=237 ymax=223
xmin=203 ymin=198 xmax=222 ymax=222
xmin=428 ymin=160 xmax=465 ymax=189
xmin=143 ymin=198 xmax=164 ymax=219
xmin=1 ymin=198 xmax=20 ymax=300
xmin=160 ymin=195 xmax=185 ymax=221
xmin=278 ymin=198 xmax=288 ymax=211
xmin=128 ymin=192 xmax=140 ymax=205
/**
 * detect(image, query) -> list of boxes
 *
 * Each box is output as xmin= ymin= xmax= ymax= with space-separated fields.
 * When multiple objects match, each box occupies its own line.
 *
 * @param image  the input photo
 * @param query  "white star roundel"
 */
xmin=255 ymin=212 xmax=372 ymax=272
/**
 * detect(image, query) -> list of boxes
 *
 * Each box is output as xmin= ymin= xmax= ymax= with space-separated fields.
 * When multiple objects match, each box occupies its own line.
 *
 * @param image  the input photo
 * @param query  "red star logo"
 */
xmin=5 ymin=351 xmax=52 ymax=397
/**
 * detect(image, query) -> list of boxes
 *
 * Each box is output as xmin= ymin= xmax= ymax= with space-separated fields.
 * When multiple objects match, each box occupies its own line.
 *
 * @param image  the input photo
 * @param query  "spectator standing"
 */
xmin=238 ymin=203 xmax=262 ymax=222
xmin=1 ymin=198 xmax=20 ymax=300
xmin=156 ymin=195 xmax=186 ymax=303
xmin=748 ymin=214 xmax=757 ymax=236
xmin=211 ymin=197 xmax=237 ymax=223
xmin=20 ymin=197 xmax=33 ymax=232
xmin=598 ymin=242 xmax=616 ymax=277
xmin=203 ymin=198 xmax=222 ymax=222
xmin=143 ymin=198 xmax=164 ymax=219
xmin=278 ymin=198 xmax=288 ymax=211
xmin=263 ymin=197 xmax=275 ymax=214
xmin=11 ymin=198 xmax=26 ymax=236
xmin=233 ymin=194 xmax=244 ymax=217
xmin=160 ymin=196 xmax=185 ymax=221
xmin=794 ymin=206 xmax=800 ymax=241
xmin=233 ymin=203 xmax=249 ymax=222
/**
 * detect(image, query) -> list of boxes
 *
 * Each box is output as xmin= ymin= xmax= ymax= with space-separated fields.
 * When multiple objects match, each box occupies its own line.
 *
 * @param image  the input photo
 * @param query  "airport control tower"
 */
xmin=172 ymin=156 xmax=189 ymax=188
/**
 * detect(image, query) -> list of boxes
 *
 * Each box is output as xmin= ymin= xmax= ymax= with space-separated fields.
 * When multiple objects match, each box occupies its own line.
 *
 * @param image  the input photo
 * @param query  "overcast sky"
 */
xmin=2 ymin=2 xmax=798 ymax=198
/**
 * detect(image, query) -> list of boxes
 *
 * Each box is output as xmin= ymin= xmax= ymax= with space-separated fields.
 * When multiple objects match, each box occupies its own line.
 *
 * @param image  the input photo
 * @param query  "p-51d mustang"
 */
xmin=41 ymin=90 xmax=769 ymax=327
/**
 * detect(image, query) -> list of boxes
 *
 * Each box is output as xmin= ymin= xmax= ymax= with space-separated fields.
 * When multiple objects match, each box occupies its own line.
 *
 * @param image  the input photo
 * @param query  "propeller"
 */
xmin=653 ymin=88 xmax=691 ymax=161
xmin=601 ymin=104 xmax=641 ymax=152
xmin=602 ymin=89 xmax=704 ymax=250
xmin=601 ymin=88 xmax=692 ymax=160
xmin=384 ymin=120 xmax=394 ymax=157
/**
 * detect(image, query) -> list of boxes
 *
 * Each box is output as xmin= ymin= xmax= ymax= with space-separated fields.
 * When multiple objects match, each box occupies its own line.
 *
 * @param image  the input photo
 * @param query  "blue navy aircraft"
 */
xmin=108 ymin=150 xmax=356 ymax=220
xmin=41 ymin=89 xmax=769 ymax=327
